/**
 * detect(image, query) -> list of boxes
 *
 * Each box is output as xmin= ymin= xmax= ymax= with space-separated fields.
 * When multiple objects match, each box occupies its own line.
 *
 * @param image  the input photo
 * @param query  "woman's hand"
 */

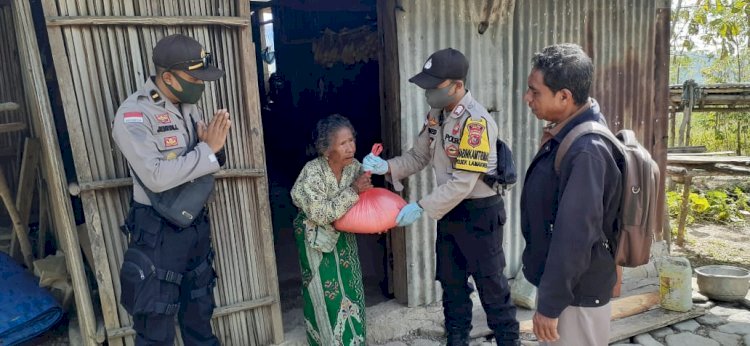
xmin=351 ymin=171 xmax=373 ymax=193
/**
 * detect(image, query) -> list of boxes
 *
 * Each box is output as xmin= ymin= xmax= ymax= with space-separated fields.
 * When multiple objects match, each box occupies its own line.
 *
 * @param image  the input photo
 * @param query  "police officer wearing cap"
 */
xmin=363 ymin=48 xmax=519 ymax=345
xmin=112 ymin=34 xmax=229 ymax=345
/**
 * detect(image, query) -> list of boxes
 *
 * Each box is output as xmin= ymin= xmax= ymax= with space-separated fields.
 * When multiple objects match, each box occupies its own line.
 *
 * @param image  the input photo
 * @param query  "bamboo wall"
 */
xmin=41 ymin=0 xmax=282 ymax=344
xmin=0 ymin=4 xmax=30 ymax=197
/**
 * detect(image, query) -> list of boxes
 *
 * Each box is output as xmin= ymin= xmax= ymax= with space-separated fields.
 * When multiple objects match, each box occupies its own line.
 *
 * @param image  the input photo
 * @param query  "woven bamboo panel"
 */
xmin=42 ymin=0 xmax=282 ymax=344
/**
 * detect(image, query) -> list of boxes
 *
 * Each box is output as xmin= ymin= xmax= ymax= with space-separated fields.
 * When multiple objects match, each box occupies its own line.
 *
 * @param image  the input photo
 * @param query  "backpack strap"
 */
xmin=554 ymin=121 xmax=621 ymax=174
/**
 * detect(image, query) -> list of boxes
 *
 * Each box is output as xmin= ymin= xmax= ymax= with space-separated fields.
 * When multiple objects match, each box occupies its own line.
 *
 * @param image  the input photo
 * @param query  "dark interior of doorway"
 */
xmin=251 ymin=0 xmax=391 ymax=329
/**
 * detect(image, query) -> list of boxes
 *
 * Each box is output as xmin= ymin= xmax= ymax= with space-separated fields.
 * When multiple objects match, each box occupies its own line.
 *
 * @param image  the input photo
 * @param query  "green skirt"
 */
xmin=294 ymin=213 xmax=367 ymax=345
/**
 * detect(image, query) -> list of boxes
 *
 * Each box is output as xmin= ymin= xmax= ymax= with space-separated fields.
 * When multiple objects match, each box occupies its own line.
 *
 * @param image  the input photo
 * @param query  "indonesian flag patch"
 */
xmin=123 ymin=112 xmax=144 ymax=123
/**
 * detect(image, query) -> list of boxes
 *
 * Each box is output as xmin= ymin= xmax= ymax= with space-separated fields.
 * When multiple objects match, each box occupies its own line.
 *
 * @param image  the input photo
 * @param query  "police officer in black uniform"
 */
xmin=112 ymin=34 xmax=230 ymax=345
xmin=364 ymin=49 xmax=519 ymax=345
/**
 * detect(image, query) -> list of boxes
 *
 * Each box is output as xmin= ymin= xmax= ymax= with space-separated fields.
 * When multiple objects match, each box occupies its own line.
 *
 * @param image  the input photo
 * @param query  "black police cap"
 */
xmin=153 ymin=34 xmax=224 ymax=81
xmin=409 ymin=48 xmax=469 ymax=89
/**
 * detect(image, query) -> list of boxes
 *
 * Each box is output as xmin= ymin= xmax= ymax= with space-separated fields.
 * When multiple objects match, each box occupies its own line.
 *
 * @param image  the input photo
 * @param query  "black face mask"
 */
xmin=425 ymin=82 xmax=457 ymax=108
xmin=163 ymin=72 xmax=205 ymax=104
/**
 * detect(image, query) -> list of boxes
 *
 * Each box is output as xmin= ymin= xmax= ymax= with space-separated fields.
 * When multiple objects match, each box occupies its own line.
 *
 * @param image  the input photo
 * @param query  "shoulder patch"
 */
xmin=150 ymin=90 xmax=162 ymax=103
xmin=455 ymin=117 xmax=490 ymax=173
xmin=453 ymin=104 xmax=465 ymax=116
xmin=123 ymin=112 xmax=144 ymax=123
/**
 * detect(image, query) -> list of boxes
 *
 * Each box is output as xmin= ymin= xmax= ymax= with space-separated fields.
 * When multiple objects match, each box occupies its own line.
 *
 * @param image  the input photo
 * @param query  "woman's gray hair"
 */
xmin=312 ymin=114 xmax=356 ymax=157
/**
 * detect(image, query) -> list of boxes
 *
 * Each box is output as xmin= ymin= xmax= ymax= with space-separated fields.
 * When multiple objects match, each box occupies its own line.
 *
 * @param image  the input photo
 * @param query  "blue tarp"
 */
xmin=0 ymin=252 xmax=63 ymax=346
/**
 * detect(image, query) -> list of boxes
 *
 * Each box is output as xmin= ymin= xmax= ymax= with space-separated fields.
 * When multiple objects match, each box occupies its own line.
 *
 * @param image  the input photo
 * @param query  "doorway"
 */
xmin=251 ymin=0 xmax=391 ymax=333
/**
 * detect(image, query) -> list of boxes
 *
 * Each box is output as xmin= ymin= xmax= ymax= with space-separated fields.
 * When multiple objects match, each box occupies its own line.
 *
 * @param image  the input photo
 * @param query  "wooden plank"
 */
xmin=609 ymin=307 xmax=705 ymax=343
xmin=9 ymin=138 xmax=41 ymax=259
xmin=237 ymin=0 xmax=283 ymax=342
xmin=67 ymin=168 xmax=267 ymax=195
xmin=677 ymin=176 xmax=692 ymax=246
xmin=667 ymin=155 xmax=750 ymax=165
xmin=667 ymin=146 xmax=706 ymax=154
xmin=518 ymin=292 xmax=662 ymax=334
xmin=377 ymin=0 xmax=407 ymax=305
xmin=46 ymin=15 xmax=250 ymax=27
xmin=0 ymin=170 xmax=33 ymax=267
xmin=669 ymin=151 xmax=735 ymax=156
xmin=0 ymin=102 xmax=19 ymax=112
xmin=0 ymin=121 xmax=26 ymax=134
xmin=39 ymin=0 xmax=118 ymax=344
xmin=104 ymin=295 xmax=276 ymax=340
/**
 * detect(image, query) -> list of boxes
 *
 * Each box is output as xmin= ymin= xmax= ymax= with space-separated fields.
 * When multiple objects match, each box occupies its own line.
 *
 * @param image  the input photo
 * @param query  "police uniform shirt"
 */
xmin=112 ymin=77 xmax=220 ymax=205
xmin=387 ymin=91 xmax=498 ymax=220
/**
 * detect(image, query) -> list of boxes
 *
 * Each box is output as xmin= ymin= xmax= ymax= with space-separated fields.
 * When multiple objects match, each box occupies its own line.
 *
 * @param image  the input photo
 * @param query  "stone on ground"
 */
xmin=726 ymin=311 xmax=750 ymax=323
xmin=696 ymin=314 xmax=727 ymax=327
xmin=717 ymin=322 xmax=750 ymax=335
xmin=634 ymin=333 xmax=665 ymax=346
xmin=418 ymin=324 xmax=445 ymax=339
xmin=692 ymin=291 xmax=708 ymax=303
xmin=410 ymin=339 xmax=441 ymax=346
xmin=665 ymin=332 xmax=719 ymax=346
xmin=709 ymin=306 xmax=746 ymax=317
xmin=383 ymin=342 xmax=408 ymax=346
xmin=708 ymin=331 xmax=741 ymax=346
xmin=651 ymin=326 xmax=676 ymax=338
xmin=672 ymin=319 xmax=701 ymax=333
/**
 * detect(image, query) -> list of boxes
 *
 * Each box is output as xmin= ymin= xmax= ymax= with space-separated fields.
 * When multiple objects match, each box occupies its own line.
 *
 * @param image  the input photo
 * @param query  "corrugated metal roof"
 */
xmin=394 ymin=0 xmax=667 ymax=307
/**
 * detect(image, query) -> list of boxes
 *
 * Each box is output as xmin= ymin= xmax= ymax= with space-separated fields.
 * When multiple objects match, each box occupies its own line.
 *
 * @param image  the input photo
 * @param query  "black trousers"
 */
xmin=436 ymin=195 xmax=519 ymax=342
xmin=120 ymin=203 xmax=219 ymax=346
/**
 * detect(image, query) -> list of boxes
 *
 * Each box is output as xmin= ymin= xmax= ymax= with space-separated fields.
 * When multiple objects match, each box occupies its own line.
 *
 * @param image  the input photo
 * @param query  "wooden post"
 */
xmin=377 ymin=0 xmax=407 ymax=305
xmin=238 ymin=0 xmax=284 ymax=342
xmin=676 ymin=176 xmax=692 ymax=247
xmin=669 ymin=110 xmax=676 ymax=148
xmin=11 ymin=1 xmax=98 ymax=344
xmin=0 ymin=170 xmax=34 ymax=268
xmin=9 ymin=138 xmax=41 ymax=260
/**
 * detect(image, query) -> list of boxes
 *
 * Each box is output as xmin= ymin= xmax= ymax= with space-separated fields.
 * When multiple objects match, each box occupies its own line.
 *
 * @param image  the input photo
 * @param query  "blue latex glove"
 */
xmin=396 ymin=202 xmax=423 ymax=227
xmin=362 ymin=153 xmax=389 ymax=175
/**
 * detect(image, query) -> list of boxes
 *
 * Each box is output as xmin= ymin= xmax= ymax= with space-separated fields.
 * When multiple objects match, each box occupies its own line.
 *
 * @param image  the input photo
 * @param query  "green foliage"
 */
xmin=666 ymin=187 xmax=750 ymax=227
xmin=676 ymin=111 xmax=750 ymax=155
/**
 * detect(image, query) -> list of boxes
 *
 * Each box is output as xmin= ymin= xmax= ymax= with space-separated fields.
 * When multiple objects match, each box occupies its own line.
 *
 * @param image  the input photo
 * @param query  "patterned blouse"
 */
xmin=291 ymin=157 xmax=362 ymax=252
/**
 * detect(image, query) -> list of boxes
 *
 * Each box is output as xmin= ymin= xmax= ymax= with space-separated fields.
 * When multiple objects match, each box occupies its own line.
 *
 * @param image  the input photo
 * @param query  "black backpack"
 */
xmin=482 ymin=138 xmax=517 ymax=192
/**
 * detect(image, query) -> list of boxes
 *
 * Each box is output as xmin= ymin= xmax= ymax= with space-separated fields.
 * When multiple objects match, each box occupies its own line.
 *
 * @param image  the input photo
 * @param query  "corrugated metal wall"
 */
xmin=394 ymin=0 xmax=669 ymax=306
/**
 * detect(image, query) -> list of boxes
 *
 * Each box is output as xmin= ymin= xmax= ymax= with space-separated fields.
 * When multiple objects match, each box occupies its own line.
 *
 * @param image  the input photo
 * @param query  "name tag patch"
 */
xmin=123 ymin=112 xmax=143 ymax=123
xmin=164 ymin=136 xmax=179 ymax=148
xmin=157 ymin=125 xmax=179 ymax=133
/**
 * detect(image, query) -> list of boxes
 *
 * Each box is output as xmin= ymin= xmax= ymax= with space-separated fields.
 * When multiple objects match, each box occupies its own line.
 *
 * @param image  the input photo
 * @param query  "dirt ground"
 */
xmin=671 ymin=222 xmax=750 ymax=268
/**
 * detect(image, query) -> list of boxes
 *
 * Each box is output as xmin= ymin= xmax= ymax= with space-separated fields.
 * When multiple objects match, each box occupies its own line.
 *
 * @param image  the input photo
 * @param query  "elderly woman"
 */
xmin=291 ymin=114 xmax=372 ymax=345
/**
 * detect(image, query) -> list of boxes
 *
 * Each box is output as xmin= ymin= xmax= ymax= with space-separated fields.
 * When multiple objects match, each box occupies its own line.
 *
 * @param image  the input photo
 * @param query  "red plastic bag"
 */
xmin=333 ymin=144 xmax=407 ymax=234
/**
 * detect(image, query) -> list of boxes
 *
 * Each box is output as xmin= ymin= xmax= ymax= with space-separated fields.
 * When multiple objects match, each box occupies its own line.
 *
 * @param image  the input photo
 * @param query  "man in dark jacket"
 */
xmin=520 ymin=43 xmax=622 ymax=345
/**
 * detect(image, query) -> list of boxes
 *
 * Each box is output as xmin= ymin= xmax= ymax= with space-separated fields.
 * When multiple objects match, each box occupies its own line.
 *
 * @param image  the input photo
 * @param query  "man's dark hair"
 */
xmin=312 ymin=114 xmax=356 ymax=157
xmin=155 ymin=66 xmax=168 ymax=78
xmin=531 ymin=43 xmax=593 ymax=105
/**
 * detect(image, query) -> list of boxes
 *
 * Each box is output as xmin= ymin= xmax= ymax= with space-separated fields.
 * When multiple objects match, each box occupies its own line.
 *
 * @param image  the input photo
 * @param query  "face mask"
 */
xmin=425 ymin=82 xmax=457 ymax=109
xmin=164 ymin=72 xmax=205 ymax=104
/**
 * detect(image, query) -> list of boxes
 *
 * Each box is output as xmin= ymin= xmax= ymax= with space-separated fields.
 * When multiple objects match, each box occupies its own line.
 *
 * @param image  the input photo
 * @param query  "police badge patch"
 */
xmin=155 ymin=113 xmax=172 ymax=124
xmin=164 ymin=136 xmax=179 ymax=148
xmin=467 ymin=123 xmax=485 ymax=148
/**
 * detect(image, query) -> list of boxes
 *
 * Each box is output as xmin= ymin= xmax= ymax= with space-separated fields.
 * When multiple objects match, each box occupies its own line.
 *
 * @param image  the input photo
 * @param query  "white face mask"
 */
xmin=424 ymin=82 xmax=457 ymax=108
